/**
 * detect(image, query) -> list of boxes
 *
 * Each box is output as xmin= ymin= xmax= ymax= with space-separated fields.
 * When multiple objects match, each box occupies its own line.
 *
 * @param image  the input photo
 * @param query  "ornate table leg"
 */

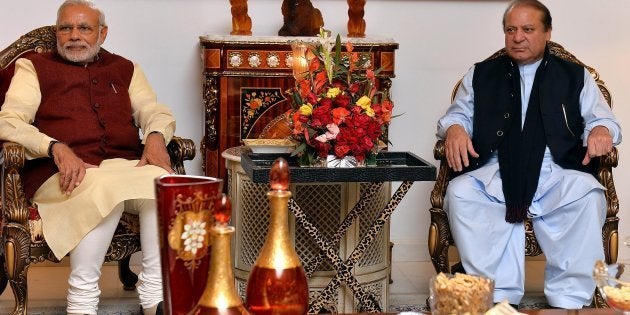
xmin=303 ymin=182 xmax=383 ymax=277
xmin=309 ymin=181 xmax=414 ymax=312
xmin=288 ymin=199 xmax=382 ymax=312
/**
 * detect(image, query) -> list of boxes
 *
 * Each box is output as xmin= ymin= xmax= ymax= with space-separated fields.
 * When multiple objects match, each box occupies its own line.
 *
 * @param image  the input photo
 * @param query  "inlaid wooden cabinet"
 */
xmin=199 ymin=34 xmax=398 ymax=180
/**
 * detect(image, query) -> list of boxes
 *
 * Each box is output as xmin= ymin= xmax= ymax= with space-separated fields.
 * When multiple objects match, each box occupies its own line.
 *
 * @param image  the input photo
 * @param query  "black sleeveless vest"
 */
xmin=461 ymin=50 xmax=598 ymax=177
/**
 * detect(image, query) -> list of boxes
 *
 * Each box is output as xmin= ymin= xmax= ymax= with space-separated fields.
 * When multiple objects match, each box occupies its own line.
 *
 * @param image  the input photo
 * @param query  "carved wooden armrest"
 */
xmin=433 ymin=139 xmax=446 ymax=161
xmin=430 ymin=139 xmax=451 ymax=210
xmin=598 ymin=147 xmax=619 ymax=218
xmin=167 ymin=136 xmax=196 ymax=175
xmin=1 ymin=141 xmax=26 ymax=172
xmin=599 ymin=147 xmax=618 ymax=169
xmin=1 ymin=141 xmax=28 ymax=226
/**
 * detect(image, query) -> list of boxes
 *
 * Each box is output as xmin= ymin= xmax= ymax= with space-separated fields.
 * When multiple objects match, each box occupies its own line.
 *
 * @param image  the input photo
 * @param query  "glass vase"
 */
xmin=155 ymin=175 xmax=223 ymax=315
xmin=245 ymin=181 xmax=309 ymax=314
xmin=189 ymin=225 xmax=250 ymax=315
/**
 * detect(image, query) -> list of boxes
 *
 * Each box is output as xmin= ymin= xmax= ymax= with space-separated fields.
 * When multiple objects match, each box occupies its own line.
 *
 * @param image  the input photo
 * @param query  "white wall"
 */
xmin=2 ymin=0 xmax=629 ymax=263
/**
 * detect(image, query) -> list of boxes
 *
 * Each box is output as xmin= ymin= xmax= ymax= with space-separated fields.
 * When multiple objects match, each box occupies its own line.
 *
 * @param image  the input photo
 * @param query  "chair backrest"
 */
xmin=0 ymin=26 xmax=57 ymax=105
xmin=450 ymin=41 xmax=612 ymax=107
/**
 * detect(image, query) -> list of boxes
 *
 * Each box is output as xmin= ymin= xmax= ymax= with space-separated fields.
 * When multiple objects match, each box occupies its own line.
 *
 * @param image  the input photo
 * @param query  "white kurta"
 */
xmin=33 ymin=159 xmax=167 ymax=258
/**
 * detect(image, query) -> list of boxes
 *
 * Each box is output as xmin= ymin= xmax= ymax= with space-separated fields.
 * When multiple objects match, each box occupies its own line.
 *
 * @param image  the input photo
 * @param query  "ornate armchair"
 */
xmin=427 ymin=41 xmax=619 ymax=307
xmin=0 ymin=26 xmax=197 ymax=315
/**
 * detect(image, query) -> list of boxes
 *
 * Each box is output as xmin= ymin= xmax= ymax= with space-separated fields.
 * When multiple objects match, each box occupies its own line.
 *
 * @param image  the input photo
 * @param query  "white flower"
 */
xmin=181 ymin=220 xmax=207 ymax=255
xmin=317 ymin=28 xmax=335 ymax=83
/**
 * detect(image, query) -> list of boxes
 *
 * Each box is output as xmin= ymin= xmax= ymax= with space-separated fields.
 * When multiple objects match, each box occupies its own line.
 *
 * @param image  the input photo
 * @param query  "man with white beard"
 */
xmin=0 ymin=1 xmax=174 ymax=314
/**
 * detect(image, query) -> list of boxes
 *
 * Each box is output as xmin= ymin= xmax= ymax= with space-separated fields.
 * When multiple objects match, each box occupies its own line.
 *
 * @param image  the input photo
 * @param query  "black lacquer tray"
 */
xmin=241 ymin=151 xmax=437 ymax=183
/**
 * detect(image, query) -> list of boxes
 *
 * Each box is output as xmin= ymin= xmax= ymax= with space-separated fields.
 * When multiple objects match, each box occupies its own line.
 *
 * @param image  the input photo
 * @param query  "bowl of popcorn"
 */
xmin=429 ymin=272 xmax=494 ymax=315
xmin=593 ymin=260 xmax=630 ymax=314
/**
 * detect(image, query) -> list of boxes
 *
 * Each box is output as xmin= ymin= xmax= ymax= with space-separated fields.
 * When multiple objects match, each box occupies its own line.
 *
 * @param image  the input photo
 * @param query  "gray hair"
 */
xmin=57 ymin=0 xmax=107 ymax=27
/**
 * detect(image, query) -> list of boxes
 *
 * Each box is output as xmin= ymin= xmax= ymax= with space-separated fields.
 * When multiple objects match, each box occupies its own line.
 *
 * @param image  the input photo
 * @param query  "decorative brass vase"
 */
xmin=245 ymin=158 xmax=309 ymax=314
xmin=189 ymin=225 xmax=250 ymax=315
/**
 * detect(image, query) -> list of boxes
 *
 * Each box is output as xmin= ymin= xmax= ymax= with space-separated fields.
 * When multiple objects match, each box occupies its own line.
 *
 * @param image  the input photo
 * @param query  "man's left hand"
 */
xmin=136 ymin=132 xmax=174 ymax=173
xmin=583 ymin=125 xmax=613 ymax=165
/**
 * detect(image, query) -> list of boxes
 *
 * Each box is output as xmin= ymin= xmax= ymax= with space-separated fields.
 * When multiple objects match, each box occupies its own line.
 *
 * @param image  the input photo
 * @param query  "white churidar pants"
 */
xmin=66 ymin=199 xmax=162 ymax=315
xmin=32 ymin=159 xmax=167 ymax=314
xmin=444 ymin=154 xmax=606 ymax=309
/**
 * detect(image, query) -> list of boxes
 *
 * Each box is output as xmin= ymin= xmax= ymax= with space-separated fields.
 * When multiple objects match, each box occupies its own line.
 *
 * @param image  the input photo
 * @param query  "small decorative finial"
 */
xmin=269 ymin=157 xmax=290 ymax=191
xmin=214 ymin=193 xmax=232 ymax=225
xmin=229 ymin=0 xmax=252 ymax=35
xmin=347 ymin=0 xmax=367 ymax=38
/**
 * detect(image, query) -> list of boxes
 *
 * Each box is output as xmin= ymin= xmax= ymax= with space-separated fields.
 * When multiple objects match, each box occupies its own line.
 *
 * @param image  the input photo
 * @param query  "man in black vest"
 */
xmin=437 ymin=0 xmax=621 ymax=309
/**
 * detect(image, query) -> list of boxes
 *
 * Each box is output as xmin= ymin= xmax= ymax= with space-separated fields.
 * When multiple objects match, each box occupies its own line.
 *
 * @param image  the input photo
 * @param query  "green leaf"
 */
xmin=291 ymin=142 xmax=307 ymax=156
xmin=291 ymin=91 xmax=303 ymax=108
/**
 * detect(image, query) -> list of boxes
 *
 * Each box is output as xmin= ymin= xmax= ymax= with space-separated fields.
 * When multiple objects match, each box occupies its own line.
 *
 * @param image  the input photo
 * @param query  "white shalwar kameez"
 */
xmin=437 ymin=60 xmax=622 ymax=308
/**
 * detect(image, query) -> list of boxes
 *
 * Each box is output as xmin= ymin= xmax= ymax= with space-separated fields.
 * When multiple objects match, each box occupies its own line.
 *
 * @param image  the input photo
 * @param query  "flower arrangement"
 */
xmin=289 ymin=29 xmax=394 ymax=166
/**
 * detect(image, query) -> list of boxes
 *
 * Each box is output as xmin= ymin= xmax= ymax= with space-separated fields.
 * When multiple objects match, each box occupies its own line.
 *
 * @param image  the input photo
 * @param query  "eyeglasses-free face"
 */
xmin=504 ymin=5 xmax=551 ymax=65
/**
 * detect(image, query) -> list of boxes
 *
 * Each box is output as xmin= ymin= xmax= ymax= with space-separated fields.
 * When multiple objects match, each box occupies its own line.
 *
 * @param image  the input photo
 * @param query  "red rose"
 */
xmin=334 ymin=94 xmax=351 ymax=108
xmin=305 ymin=92 xmax=318 ymax=105
xmin=348 ymin=82 xmax=360 ymax=94
xmin=372 ymin=103 xmax=382 ymax=116
xmin=352 ymin=113 xmax=372 ymax=130
xmin=360 ymin=136 xmax=374 ymax=151
xmin=350 ymin=105 xmax=362 ymax=115
xmin=312 ymin=141 xmax=331 ymax=158
xmin=366 ymin=120 xmax=382 ymax=139
xmin=319 ymin=97 xmax=333 ymax=108
xmin=311 ymin=101 xmax=332 ymax=127
xmin=334 ymin=144 xmax=351 ymax=158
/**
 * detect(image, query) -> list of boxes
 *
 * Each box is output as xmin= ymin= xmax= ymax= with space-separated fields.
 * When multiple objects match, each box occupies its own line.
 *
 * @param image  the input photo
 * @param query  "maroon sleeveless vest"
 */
xmin=24 ymin=50 xmax=142 ymax=199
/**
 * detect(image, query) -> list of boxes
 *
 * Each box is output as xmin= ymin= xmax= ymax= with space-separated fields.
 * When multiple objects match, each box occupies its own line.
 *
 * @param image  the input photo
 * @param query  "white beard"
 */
xmin=57 ymin=37 xmax=101 ymax=63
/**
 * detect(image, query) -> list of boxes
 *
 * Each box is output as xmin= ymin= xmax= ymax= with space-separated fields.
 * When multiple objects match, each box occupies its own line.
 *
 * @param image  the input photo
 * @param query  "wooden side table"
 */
xmin=223 ymin=147 xmax=394 ymax=313
xmin=240 ymin=151 xmax=436 ymax=313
